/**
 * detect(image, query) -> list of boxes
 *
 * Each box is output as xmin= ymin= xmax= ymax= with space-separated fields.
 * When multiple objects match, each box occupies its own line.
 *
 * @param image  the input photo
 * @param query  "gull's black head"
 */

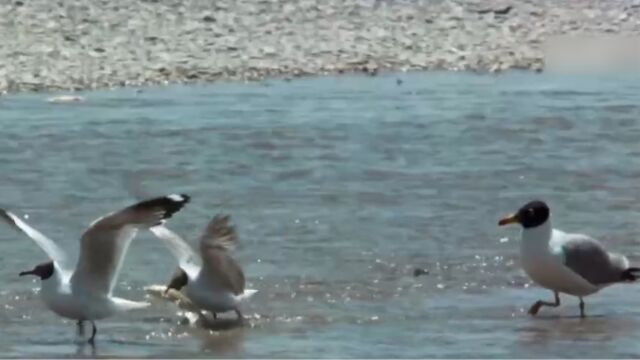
xmin=165 ymin=267 xmax=188 ymax=295
xmin=19 ymin=261 xmax=55 ymax=280
xmin=498 ymin=200 xmax=550 ymax=229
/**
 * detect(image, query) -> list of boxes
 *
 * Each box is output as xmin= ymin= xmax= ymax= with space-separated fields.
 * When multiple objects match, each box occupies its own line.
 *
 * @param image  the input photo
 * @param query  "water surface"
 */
xmin=2 ymin=72 xmax=640 ymax=358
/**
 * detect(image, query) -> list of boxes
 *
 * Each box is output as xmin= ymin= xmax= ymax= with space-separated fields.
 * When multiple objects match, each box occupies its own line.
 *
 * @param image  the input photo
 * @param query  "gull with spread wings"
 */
xmin=148 ymin=214 xmax=257 ymax=323
xmin=0 ymin=194 xmax=190 ymax=344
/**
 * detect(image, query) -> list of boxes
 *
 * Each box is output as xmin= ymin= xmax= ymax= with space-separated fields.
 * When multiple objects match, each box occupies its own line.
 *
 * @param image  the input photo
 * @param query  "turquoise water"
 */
xmin=2 ymin=72 xmax=640 ymax=358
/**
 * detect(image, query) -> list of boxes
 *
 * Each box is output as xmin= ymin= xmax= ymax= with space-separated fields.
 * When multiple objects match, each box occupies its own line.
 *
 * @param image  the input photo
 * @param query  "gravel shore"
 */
xmin=1 ymin=0 xmax=640 ymax=93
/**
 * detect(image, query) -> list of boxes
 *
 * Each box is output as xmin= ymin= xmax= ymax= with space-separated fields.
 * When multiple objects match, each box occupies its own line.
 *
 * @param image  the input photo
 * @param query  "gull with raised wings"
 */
xmin=0 ymin=194 xmax=190 ymax=344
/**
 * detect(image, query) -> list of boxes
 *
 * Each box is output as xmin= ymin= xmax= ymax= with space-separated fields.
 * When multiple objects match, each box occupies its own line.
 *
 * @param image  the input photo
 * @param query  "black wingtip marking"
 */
xmin=621 ymin=267 xmax=640 ymax=281
xmin=0 ymin=209 xmax=12 ymax=223
xmin=0 ymin=209 xmax=20 ymax=231
xmin=159 ymin=194 xmax=190 ymax=220
xmin=134 ymin=193 xmax=191 ymax=223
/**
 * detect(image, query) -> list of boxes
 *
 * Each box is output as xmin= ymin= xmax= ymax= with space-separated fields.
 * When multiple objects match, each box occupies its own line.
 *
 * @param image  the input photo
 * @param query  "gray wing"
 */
xmin=71 ymin=194 xmax=190 ymax=296
xmin=201 ymin=249 xmax=246 ymax=295
xmin=560 ymin=233 xmax=629 ymax=286
xmin=199 ymin=215 xmax=245 ymax=295
xmin=199 ymin=214 xmax=238 ymax=252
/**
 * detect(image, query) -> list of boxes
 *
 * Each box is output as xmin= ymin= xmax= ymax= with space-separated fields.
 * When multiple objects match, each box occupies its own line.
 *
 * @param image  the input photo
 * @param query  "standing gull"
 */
xmin=0 ymin=194 xmax=190 ymax=344
xmin=148 ymin=214 xmax=257 ymax=322
xmin=499 ymin=200 xmax=639 ymax=317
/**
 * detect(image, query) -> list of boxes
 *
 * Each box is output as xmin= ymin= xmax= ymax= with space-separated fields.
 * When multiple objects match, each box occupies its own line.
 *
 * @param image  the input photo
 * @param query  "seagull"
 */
xmin=148 ymin=214 xmax=257 ymax=323
xmin=0 ymin=194 xmax=190 ymax=344
xmin=498 ymin=199 xmax=639 ymax=317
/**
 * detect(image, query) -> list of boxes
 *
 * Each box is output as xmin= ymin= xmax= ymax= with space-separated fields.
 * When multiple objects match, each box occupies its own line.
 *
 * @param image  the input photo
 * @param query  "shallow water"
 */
xmin=2 ymin=72 xmax=640 ymax=358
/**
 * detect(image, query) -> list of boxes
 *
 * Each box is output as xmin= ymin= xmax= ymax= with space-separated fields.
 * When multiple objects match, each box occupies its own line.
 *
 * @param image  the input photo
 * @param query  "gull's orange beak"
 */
xmin=498 ymin=213 xmax=519 ymax=226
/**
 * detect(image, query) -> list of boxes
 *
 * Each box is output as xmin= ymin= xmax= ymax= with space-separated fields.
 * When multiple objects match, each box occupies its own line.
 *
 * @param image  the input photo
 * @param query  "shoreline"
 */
xmin=5 ymin=67 xmax=543 ymax=97
xmin=1 ymin=0 xmax=639 ymax=94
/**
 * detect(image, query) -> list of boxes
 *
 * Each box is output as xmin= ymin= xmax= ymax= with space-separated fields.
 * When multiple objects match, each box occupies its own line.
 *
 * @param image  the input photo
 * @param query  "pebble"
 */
xmin=0 ymin=0 xmax=639 ymax=93
xmin=413 ymin=268 xmax=429 ymax=277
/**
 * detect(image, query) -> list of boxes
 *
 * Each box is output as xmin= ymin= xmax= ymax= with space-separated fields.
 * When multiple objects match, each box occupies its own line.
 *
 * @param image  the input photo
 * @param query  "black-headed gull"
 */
xmin=0 ymin=194 xmax=190 ymax=344
xmin=499 ymin=200 xmax=640 ymax=317
xmin=148 ymin=214 xmax=257 ymax=322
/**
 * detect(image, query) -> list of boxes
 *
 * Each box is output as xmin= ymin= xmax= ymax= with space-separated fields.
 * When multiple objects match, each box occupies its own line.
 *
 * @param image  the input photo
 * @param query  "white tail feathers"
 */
xmin=235 ymin=289 xmax=258 ymax=301
xmin=112 ymin=297 xmax=151 ymax=312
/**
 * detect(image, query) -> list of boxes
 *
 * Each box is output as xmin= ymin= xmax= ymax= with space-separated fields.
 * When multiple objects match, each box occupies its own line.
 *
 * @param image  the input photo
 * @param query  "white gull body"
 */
xmin=0 ymin=194 xmax=190 ymax=343
xmin=502 ymin=200 xmax=638 ymax=317
xmin=147 ymin=214 xmax=257 ymax=321
xmin=520 ymin=219 xmax=607 ymax=297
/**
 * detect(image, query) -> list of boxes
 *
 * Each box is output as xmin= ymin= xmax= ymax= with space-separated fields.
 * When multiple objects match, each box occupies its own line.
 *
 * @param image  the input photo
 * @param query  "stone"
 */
xmin=413 ymin=268 xmax=428 ymax=277
xmin=0 ymin=0 xmax=637 ymax=93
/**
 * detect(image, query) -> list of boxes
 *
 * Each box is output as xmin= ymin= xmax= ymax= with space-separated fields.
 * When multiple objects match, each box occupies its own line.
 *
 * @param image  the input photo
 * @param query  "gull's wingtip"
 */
xmin=133 ymin=193 xmax=191 ymax=226
xmin=159 ymin=193 xmax=191 ymax=220
xmin=0 ymin=208 xmax=21 ymax=230
xmin=0 ymin=208 xmax=12 ymax=223
xmin=622 ymin=267 xmax=640 ymax=281
xmin=167 ymin=194 xmax=191 ymax=203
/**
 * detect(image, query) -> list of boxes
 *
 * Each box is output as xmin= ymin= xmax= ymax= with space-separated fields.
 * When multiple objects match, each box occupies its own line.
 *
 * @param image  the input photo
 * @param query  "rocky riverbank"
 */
xmin=1 ymin=0 xmax=640 ymax=93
